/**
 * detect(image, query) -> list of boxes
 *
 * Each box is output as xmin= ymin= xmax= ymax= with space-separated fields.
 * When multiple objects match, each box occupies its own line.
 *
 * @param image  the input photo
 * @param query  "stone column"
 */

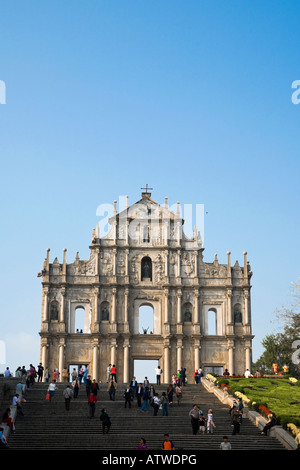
xmin=163 ymin=342 xmax=170 ymax=384
xmin=176 ymin=289 xmax=182 ymax=323
xmin=245 ymin=341 xmax=252 ymax=371
xmin=125 ymin=249 xmax=129 ymax=276
xmin=164 ymin=289 xmax=169 ymax=323
xmin=58 ymin=341 xmax=65 ymax=382
xmin=92 ymin=340 xmax=99 ymax=380
xmin=193 ymin=289 xmax=199 ymax=324
xmin=123 ymin=341 xmax=130 ymax=384
xmin=244 ymin=290 xmax=249 ymax=324
xmin=226 ymin=289 xmax=232 ymax=324
xmin=41 ymin=341 xmax=48 ymax=376
xmin=177 ymin=340 xmax=183 ymax=370
xmin=194 ymin=341 xmax=200 ymax=372
xmin=111 ymin=342 xmax=117 ymax=366
xmin=112 ymin=248 xmax=117 ymax=276
xmin=194 ymin=251 xmax=198 ymax=279
xmin=176 ymin=249 xmax=181 ymax=278
xmin=111 ymin=288 xmax=116 ymax=324
xmin=95 ymin=247 xmax=99 ymax=276
xmin=124 ymin=288 xmax=129 ymax=323
xmin=165 ymin=249 xmax=169 ymax=279
xmin=42 ymin=287 xmax=49 ymax=322
xmin=59 ymin=287 xmax=66 ymax=323
xmin=228 ymin=341 xmax=235 ymax=376
xmin=93 ymin=287 xmax=99 ymax=329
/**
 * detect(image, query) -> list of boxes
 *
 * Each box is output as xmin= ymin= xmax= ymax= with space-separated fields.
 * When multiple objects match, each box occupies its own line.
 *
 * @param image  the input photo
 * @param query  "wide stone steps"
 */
xmin=7 ymin=382 xmax=286 ymax=451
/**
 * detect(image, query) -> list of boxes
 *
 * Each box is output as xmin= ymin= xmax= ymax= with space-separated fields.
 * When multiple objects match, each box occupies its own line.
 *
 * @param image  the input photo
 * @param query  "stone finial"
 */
xmin=243 ymin=251 xmax=248 ymax=281
xmin=227 ymin=251 xmax=231 ymax=279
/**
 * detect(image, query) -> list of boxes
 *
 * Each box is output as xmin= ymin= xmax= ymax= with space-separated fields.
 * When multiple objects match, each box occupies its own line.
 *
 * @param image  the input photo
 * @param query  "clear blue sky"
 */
xmin=0 ymin=0 xmax=299 ymax=374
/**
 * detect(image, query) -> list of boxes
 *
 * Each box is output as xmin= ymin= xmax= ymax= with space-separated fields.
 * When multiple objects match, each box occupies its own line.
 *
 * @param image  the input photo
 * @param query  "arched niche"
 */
xmin=50 ymin=301 xmax=59 ymax=321
xmin=141 ymin=256 xmax=152 ymax=281
xmin=182 ymin=302 xmax=193 ymax=323
xmin=233 ymin=303 xmax=243 ymax=324
xmin=100 ymin=301 xmax=110 ymax=321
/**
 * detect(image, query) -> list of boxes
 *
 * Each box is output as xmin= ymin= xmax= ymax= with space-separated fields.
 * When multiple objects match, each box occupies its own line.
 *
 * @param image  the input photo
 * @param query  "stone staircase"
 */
xmin=7 ymin=381 xmax=287 ymax=451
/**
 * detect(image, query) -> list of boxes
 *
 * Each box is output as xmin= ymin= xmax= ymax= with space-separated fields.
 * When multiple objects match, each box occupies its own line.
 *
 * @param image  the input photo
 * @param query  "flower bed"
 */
xmin=209 ymin=375 xmax=300 ymax=431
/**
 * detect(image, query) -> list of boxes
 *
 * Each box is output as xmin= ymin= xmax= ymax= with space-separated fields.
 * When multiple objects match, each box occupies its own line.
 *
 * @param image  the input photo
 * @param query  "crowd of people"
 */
xmin=1 ymin=362 xmax=282 ymax=451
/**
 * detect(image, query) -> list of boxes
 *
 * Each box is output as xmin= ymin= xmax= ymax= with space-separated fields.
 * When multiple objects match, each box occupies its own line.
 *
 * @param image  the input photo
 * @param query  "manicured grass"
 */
xmin=215 ymin=376 xmax=300 ymax=428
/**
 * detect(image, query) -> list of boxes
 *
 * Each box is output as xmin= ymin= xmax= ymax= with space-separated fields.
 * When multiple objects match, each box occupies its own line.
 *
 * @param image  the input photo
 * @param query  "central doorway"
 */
xmin=134 ymin=359 xmax=158 ymax=384
xmin=68 ymin=364 xmax=88 ymax=382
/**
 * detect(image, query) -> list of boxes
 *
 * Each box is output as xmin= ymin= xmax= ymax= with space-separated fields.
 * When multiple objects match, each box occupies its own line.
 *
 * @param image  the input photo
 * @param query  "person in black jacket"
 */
xmin=140 ymin=387 xmax=150 ymax=412
xmin=124 ymin=385 xmax=133 ymax=408
xmin=136 ymin=384 xmax=144 ymax=407
xmin=261 ymin=412 xmax=276 ymax=435
xmin=100 ymin=408 xmax=111 ymax=434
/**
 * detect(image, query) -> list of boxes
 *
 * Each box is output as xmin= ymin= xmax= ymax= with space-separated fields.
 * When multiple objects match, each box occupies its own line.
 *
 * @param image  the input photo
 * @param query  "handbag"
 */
xmin=45 ymin=393 xmax=50 ymax=400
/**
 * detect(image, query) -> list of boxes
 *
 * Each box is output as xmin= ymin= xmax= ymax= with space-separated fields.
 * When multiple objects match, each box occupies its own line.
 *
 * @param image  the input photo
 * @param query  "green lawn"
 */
xmin=214 ymin=376 xmax=300 ymax=428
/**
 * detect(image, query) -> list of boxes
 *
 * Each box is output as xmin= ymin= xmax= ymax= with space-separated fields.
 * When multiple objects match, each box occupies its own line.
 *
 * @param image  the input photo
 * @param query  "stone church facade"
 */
xmin=38 ymin=190 xmax=254 ymax=383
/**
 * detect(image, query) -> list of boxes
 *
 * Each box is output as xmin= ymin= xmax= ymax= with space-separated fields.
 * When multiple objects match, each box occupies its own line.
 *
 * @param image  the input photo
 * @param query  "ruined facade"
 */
xmin=38 ymin=191 xmax=254 ymax=383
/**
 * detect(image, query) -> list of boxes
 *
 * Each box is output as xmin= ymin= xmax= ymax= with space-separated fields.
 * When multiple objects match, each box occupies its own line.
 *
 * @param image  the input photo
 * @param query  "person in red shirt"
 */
xmin=88 ymin=392 xmax=97 ymax=418
xmin=110 ymin=365 xmax=117 ymax=383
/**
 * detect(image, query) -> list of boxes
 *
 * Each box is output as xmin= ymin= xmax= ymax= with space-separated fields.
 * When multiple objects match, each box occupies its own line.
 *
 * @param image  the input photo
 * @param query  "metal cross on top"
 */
xmin=140 ymin=184 xmax=153 ymax=193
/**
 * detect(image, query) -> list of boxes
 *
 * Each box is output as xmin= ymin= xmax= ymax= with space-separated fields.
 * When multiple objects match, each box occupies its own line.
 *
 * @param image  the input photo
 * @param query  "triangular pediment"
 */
xmin=109 ymin=194 xmax=183 ymax=224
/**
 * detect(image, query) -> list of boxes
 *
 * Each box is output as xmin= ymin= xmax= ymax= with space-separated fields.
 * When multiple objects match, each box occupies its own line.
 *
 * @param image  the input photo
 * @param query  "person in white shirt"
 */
xmin=220 ymin=436 xmax=231 ymax=450
xmin=153 ymin=394 xmax=161 ymax=416
xmin=155 ymin=366 xmax=163 ymax=385
xmin=47 ymin=380 xmax=57 ymax=401
xmin=244 ymin=369 xmax=251 ymax=378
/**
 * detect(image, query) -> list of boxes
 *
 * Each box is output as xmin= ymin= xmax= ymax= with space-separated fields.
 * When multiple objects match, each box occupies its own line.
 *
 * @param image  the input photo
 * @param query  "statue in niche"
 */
xmin=141 ymin=257 xmax=152 ymax=280
xmin=143 ymin=262 xmax=150 ymax=277
xmin=184 ymin=308 xmax=192 ymax=322
xmin=50 ymin=301 xmax=59 ymax=321
xmin=101 ymin=303 xmax=110 ymax=321
xmin=234 ymin=307 xmax=242 ymax=323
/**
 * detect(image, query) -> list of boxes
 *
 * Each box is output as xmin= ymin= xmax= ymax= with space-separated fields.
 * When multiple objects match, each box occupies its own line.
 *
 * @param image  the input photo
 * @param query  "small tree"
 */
xmin=253 ymin=278 xmax=300 ymax=377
